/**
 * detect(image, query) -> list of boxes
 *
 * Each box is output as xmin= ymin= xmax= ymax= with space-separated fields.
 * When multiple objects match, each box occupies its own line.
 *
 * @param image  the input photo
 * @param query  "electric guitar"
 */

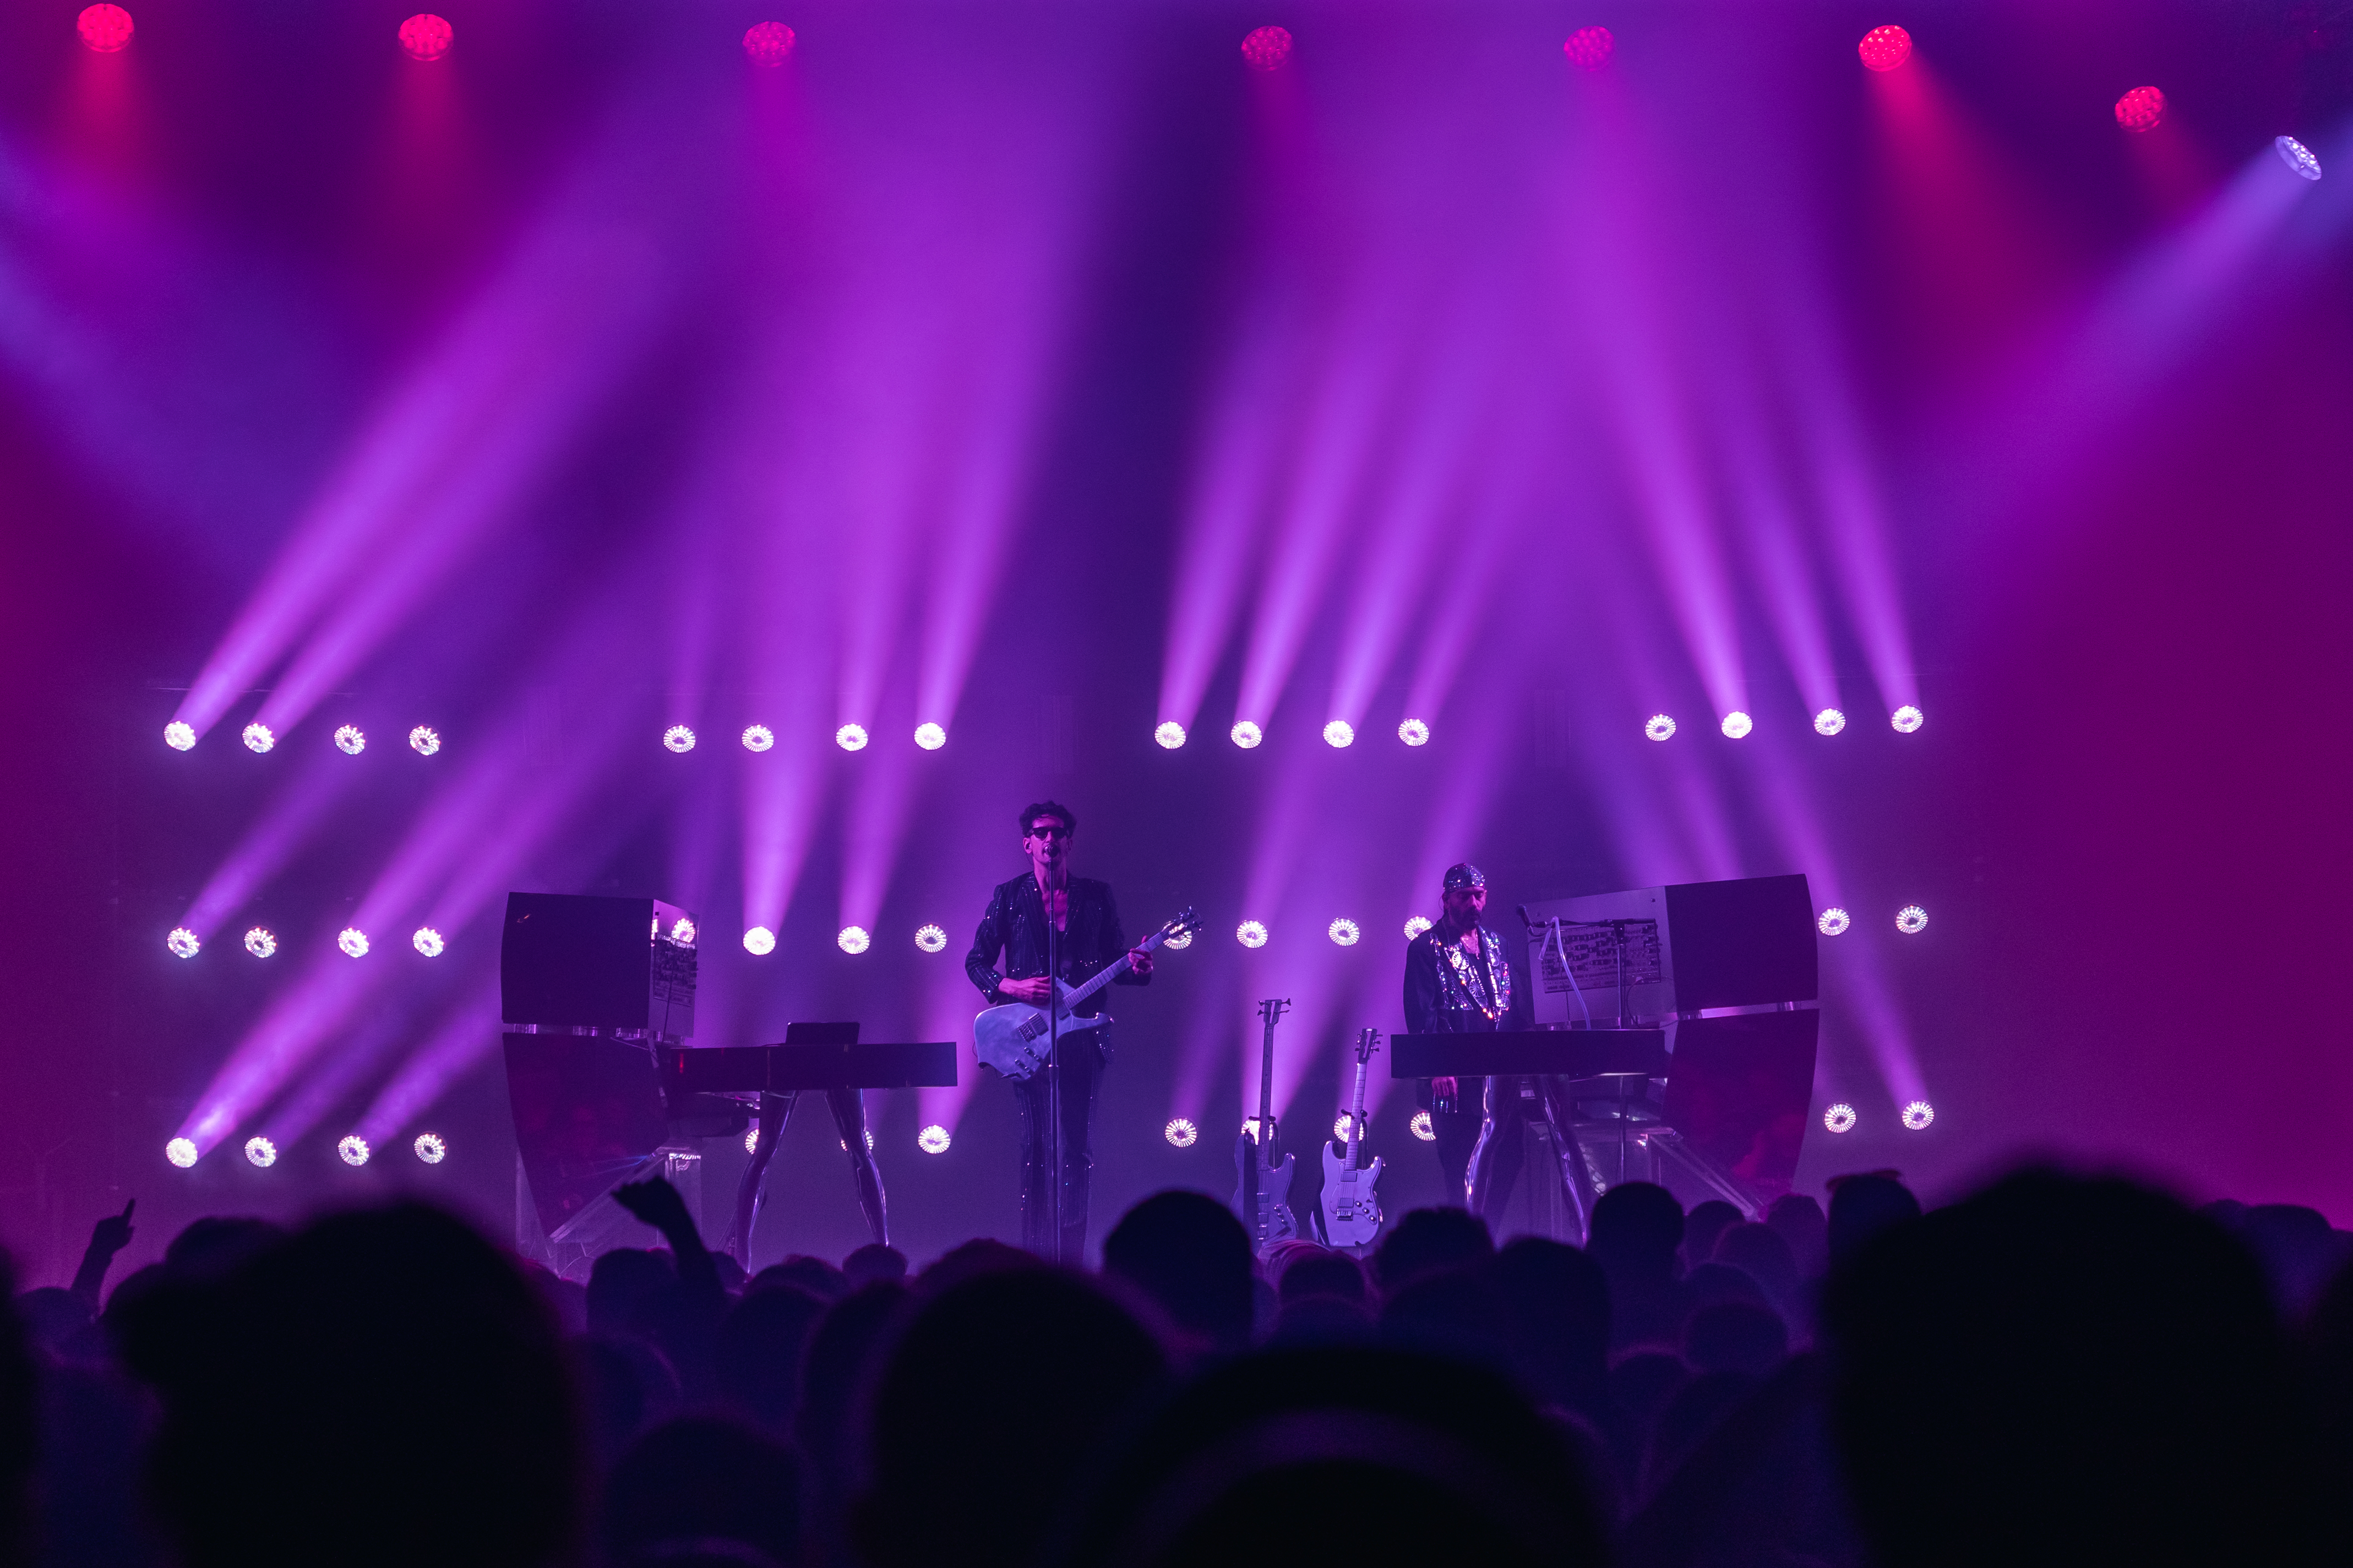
xmin=1233 ymin=997 xmax=1298 ymax=1254
xmin=972 ymin=908 xmax=1199 ymax=1081
xmin=1319 ymin=1027 xmax=1386 ymax=1250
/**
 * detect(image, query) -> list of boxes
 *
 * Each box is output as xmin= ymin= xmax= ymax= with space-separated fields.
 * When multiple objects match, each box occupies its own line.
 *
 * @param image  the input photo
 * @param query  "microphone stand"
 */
xmin=1046 ymin=889 xmax=1063 ymax=1263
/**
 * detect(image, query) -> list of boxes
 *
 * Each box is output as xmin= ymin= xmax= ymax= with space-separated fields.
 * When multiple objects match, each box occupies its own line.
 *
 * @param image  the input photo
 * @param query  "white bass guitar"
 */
xmin=972 ymin=907 xmax=1199 ymax=1081
xmin=1319 ymin=1027 xmax=1386 ymax=1249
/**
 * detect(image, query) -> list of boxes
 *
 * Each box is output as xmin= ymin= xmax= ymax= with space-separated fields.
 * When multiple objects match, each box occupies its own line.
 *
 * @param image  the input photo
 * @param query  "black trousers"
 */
xmin=1431 ymin=1105 xmax=1484 ymax=1204
xmin=1011 ymin=1036 xmax=1102 ymax=1264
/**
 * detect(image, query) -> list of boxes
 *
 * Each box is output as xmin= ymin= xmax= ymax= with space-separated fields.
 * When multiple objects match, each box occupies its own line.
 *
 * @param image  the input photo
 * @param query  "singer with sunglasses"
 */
xmin=965 ymin=800 xmax=1154 ymax=1262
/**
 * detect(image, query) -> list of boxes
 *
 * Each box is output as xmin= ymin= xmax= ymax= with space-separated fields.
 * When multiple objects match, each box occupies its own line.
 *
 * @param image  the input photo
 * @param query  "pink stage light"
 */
xmin=1563 ymin=26 xmax=1613 ymax=69
xmin=77 ymin=4 xmax=133 ymax=52
xmin=399 ymin=14 xmax=453 ymax=62
xmin=2115 ymin=87 xmax=2165 ymax=134
xmin=743 ymin=21 xmax=795 ymax=66
xmin=1240 ymin=26 xmax=1292 ymax=70
xmin=1858 ymin=25 xmax=1911 ymax=72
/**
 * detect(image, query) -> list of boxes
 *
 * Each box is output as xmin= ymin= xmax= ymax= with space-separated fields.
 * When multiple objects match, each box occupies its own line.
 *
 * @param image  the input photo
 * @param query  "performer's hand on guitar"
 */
xmin=1128 ymin=947 xmax=1154 ymax=978
xmin=1003 ymin=975 xmax=1054 ymax=1004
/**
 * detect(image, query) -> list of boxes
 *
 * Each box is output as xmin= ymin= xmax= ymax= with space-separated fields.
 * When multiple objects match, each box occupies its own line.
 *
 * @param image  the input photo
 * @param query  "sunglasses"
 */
xmin=1026 ymin=822 xmax=1072 ymax=840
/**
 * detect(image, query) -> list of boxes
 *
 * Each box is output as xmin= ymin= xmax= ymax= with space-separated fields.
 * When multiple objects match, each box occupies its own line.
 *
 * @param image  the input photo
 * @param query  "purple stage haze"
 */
xmin=2 ymin=0 xmax=2350 ymax=1282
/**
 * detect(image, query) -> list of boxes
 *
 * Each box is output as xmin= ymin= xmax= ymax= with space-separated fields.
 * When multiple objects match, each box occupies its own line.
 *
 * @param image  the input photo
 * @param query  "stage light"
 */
xmin=663 ymin=725 xmax=696 ymax=753
xmin=164 ymin=721 xmax=195 ymax=751
xmin=1323 ymin=719 xmax=1355 ymax=748
xmin=412 ymin=927 xmax=444 ymax=957
xmin=744 ymin=926 xmax=776 ymax=956
xmin=913 ymin=722 xmax=947 ymax=751
xmin=1398 ymin=718 xmax=1430 ymax=746
xmin=339 ymin=927 xmax=370 ymax=958
xmin=914 ymin=924 xmax=948 ymax=953
xmin=1164 ymin=1118 xmax=1199 ymax=1148
xmin=836 ymin=1129 xmax=876 ymax=1155
xmin=1644 ymin=714 xmax=1676 ymax=741
xmin=1163 ymin=927 xmax=1193 ymax=950
xmin=1823 ymin=1102 xmax=1858 ymax=1133
xmin=338 ymin=1135 xmax=371 ymax=1167
xmin=1237 ymin=920 xmax=1268 ymax=948
xmin=1328 ymin=918 xmax=1360 ymax=947
xmin=743 ymin=20 xmax=794 ymax=64
xmin=1410 ymin=1111 xmax=1435 ymax=1141
xmin=167 ymin=927 xmax=200 ymax=958
xmin=671 ymin=917 xmax=699 ymax=946
xmin=1895 ymin=905 xmax=1928 ymax=934
xmin=399 ymin=13 xmax=452 ymax=61
xmin=165 ymin=1137 xmax=197 ymax=1168
xmin=244 ymin=1136 xmax=277 ymax=1168
xmin=1155 ymin=722 xmax=1187 ymax=749
xmin=836 ymin=724 xmax=869 ymax=751
xmin=1332 ymin=1111 xmax=1360 ymax=1141
xmin=1240 ymin=1117 xmax=1265 ymax=1143
xmin=1563 ymin=25 xmax=1612 ymax=69
xmin=742 ymin=724 xmax=774 ymax=752
xmin=1891 ymin=705 xmax=1924 ymax=733
xmin=334 ymin=725 xmax=366 ymax=755
xmin=744 ymin=1126 xmax=760 ymax=1154
xmin=413 ymin=1132 xmax=446 ymax=1164
xmin=1230 ymin=720 xmax=1263 ymax=749
xmin=244 ymin=927 xmax=276 ymax=958
xmin=1817 ymin=908 xmax=1851 ymax=936
xmin=1902 ymin=1100 xmax=1936 ymax=1130
xmin=2277 ymin=135 xmax=2323 ymax=181
xmin=2115 ymin=86 xmax=2164 ymax=133
xmin=1404 ymin=916 xmax=1433 ymax=938
xmin=918 ymin=1125 xmax=951 ymax=1154
xmin=242 ymin=722 xmax=275 ymax=754
xmin=78 ymin=5 xmax=134 ymax=52
xmin=1814 ymin=708 xmax=1847 ymax=736
xmin=1720 ymin=711 xmax=1753 ymax=739
xmin=1858 ymin=24 xmax=1911 ymax=71
xmin=1240 ymin=24 xmax=1292 ymax=70
xmin=408 ymin=725 xmax=440 ymax=756
xmin=837 ymin=925 xmax=870 ymax=954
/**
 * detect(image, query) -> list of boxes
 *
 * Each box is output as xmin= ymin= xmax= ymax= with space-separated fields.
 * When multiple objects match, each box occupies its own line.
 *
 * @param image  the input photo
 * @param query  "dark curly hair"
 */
xmin=1017 ymin=801 xmax=1077 ymax=835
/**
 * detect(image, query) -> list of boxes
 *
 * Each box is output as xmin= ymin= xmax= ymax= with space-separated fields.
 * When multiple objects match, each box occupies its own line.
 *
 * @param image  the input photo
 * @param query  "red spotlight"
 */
xmin=1858 ymin=24 xmax=1911 ymax=72
xmin=1563 ymin=26 xmax=1613 ymax=69
xmin=1240 ymin=25 xmax=1292 ymax=71
xmin=743 ymin=21 xmax=794 ymax=65
xmin=2114 ymin=86 xmax=2164 ymax=133
xmin=399 ymin=13 xmax=453 ymax=62
xmin=77 ymin=4 xmax=133 ymax=52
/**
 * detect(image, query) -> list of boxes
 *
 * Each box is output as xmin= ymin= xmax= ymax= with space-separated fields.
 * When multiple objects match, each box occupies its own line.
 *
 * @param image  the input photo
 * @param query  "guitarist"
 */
xmin=965 ymin=800 xmax=1154 ymax=1263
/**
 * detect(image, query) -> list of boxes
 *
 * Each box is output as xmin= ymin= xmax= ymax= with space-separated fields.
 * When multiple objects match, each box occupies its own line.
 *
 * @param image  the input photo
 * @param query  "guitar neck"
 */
xmin=1344 ymin=1052 xmax=1369 ymax=1162
xmin=1059 ymin=928 xmax=1161 ymax=1009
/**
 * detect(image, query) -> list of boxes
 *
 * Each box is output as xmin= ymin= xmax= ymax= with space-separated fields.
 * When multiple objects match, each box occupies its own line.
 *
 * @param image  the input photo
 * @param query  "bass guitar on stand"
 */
xmin=1319 ymin=1026 xmax=1386 ymax=1250
xmin=972 ymin=908 xmax=1199 ymax=1080
xmin=1233 ymin=997 xmax=1298 ymax=1254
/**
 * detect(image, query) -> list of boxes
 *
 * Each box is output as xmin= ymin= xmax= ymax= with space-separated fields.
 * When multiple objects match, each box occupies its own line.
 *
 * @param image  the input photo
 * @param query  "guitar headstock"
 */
xmin=1354 ymin=1026 xmax=1381 ymax=1064
xmin=1154 ymin=907 xmax=1202 ymax=948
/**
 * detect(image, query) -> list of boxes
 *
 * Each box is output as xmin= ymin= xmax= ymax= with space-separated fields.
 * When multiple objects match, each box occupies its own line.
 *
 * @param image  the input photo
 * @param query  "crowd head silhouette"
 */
xmin=5 ymin=1166 xmax=2347 ymax=1568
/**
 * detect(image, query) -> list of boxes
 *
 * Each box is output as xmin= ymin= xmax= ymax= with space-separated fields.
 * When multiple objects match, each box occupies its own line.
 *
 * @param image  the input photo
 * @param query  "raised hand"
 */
xmin=613 ymin=1176 xmax=694 ymax=1240
xmin=91 ymin=1199 xmax=135 ymax=1255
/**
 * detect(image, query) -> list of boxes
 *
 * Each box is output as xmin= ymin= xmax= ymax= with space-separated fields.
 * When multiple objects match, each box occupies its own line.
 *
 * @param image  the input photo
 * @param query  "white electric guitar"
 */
xmin=972 ymin=908 xmax=1199 ymax=1081
xmin=1319 ymin=1026 xmax=1386 ymax=1249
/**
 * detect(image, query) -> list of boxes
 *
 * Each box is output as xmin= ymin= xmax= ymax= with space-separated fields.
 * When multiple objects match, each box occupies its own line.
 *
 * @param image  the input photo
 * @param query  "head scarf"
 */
xmin=1442 ymin=862 xmax=1486 ymax=893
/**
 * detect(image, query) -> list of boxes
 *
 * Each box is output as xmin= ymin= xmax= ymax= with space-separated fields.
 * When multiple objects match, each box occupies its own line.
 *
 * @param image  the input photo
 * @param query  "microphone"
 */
xmin=1517 ymin=903 xmax=1534 ymax=928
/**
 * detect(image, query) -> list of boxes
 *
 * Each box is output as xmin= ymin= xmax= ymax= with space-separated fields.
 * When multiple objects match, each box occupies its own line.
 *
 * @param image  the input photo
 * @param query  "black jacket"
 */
xmin=965 ymin=874 xmax=1150 ymax=1015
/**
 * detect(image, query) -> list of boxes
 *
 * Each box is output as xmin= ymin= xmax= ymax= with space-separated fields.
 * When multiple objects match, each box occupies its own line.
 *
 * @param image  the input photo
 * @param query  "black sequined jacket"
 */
xmin=965 ymin=874 xmax=1148 ymax=1016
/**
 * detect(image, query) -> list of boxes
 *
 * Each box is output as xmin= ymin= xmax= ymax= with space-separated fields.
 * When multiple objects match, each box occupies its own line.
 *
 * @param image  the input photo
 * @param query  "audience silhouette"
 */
xmin=6 ymin=1163 xmax=2346 ymax=1568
